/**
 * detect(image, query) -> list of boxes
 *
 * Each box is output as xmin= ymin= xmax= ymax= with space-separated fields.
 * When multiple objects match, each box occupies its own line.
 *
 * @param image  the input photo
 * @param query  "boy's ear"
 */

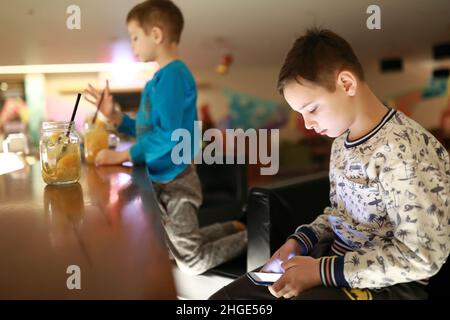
xmin=337 ymin=71 xmax=357 ymax=97
xmin=150 ymin=26 xmax=164 ymax=44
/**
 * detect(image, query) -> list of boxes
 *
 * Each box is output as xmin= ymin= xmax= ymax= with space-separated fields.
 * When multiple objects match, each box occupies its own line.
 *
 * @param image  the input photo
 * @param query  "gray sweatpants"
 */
xmin=153 ymin=165 xmax=247 ymax=275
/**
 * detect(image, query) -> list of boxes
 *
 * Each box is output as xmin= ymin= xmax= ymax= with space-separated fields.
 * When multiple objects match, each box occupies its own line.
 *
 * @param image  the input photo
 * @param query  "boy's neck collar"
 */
xmin=157 ymin=58 xmax=180 ymax=70
xmin=344 ymin=107 xmax=396 ymax=148
xmin=156 ymin=44 xmax=180 ymax=69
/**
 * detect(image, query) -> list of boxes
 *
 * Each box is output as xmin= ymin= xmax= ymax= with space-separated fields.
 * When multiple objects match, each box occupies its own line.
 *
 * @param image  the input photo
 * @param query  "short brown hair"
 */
xmin=277 ymin=28 xmax=365 ymax=94
xmin=127 ymin=0 xmax=184 ymax=44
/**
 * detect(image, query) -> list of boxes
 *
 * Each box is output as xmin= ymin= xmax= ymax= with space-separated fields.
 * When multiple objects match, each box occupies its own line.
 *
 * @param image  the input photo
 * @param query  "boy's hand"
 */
xmin=260 ymin=239 xmax=304 ymax=273
xmin=268 ymin=256 xmax=321 ymax=299
xmin=95 ymin=150 xmax=130 ymax=166
xmin=84 ymin=80 xmax=121 ymax=125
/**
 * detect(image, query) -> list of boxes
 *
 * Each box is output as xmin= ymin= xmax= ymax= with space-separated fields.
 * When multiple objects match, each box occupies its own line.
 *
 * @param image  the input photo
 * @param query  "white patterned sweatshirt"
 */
xmin=289 ymin=108 xmax=450 ymax=289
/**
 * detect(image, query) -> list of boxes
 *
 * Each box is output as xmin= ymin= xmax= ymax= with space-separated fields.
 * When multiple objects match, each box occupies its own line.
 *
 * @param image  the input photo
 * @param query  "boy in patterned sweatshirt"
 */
xmin=210 ymin=28 xmax=449 ymax=300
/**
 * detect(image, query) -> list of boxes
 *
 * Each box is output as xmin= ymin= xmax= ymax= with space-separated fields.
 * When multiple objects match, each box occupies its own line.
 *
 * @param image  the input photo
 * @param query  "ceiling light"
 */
xmin=0 ymin=63 xmax=155 ymax=75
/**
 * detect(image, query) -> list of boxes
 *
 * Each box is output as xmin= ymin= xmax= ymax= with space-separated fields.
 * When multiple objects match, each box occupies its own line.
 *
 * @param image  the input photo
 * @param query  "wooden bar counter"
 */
xmin=0 ymin=160 xmax=176 ymax=299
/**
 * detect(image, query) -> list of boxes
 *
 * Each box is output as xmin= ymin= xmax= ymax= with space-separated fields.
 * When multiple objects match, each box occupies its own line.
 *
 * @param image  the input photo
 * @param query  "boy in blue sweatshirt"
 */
xmin=84 ymin=0 xmax=246 ymax=275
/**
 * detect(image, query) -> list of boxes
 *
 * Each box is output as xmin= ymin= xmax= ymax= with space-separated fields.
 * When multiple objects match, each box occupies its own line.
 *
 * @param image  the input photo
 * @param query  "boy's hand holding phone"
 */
xmin=260 ymin=238 xmax=304 ymax=273
xmin=268 ymin=256 xmax=321 ymax=299
xmin=257 ymin=238 xmax=321 ymax=299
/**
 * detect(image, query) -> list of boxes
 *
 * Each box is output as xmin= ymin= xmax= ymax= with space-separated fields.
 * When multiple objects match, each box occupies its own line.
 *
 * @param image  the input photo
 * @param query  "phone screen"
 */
xmin=247 ymin=272 xmax=282 ymax=286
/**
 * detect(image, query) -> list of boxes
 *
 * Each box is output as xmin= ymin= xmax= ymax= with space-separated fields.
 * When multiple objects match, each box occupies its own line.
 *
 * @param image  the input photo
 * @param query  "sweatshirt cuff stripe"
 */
xmin=297 ymin=233 xmax=313 ymax=250
xmin=291 ymin=226 xmax=318 ymax=249
xmin=287 ymin=234 xmax=310 ymax=255
xmin=319 ymin=256 xmax=349 ymax=288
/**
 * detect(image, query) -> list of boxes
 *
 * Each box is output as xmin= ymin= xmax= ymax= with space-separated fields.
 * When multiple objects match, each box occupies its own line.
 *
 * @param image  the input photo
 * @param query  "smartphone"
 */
xmin=247 ymin=272 xmax=282 ymax=286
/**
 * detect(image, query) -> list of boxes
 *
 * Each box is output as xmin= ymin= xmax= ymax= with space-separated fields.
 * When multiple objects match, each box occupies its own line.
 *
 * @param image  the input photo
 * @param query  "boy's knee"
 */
xmin=176 ymin=260 xmax=207 ymax=276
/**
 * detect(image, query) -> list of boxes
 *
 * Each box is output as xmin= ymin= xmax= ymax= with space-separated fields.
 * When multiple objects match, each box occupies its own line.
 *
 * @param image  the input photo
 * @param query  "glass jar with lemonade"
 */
xmin=39 ymin=121 xmax=81 ymax=185
xmin=83 ymin=116 xmax=109 ymax=164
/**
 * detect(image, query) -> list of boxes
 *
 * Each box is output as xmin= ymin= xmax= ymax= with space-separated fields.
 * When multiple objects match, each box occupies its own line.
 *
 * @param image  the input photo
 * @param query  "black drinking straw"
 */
xmin=56 ymin=93 xmax=81 ymax=160
xmin=66 ymin=93 xmax=82 ymax=137
xmin=92 ymin=90 xmax=105 ymax=125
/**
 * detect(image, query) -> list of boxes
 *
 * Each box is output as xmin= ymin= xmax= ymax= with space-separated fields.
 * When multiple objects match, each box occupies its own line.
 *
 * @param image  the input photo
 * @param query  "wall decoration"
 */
xmin=216 ymin=53 xmax=234 ymax=75
xmin=223 ymin=89 xmax=288 ymax=130
xmin=389 ymin=74 xmax=450 ymax=111
xmin=422 ymin=76 xmax=450 ymax=99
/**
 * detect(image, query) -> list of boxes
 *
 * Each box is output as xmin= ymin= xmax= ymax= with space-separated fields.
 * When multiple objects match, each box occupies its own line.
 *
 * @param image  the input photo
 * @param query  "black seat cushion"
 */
xmin=205 ymin=251 xmax=247 ymax=279
xmin=196 ymin=158 xmax=247 ymax=227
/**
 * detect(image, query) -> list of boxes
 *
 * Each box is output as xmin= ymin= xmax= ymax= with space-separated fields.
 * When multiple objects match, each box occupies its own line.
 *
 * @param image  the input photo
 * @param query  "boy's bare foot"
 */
xmin=232 ymin=220 xmax=246 ymax=232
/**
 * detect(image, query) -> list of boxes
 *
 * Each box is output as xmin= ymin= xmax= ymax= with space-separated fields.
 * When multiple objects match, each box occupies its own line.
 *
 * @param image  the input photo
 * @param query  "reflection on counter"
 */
xmin=0 ymin=158 xmax=175 ymax=298
xmin=44 ymin=183 xmax=85 ymax=249
xmin=85 ymin=165 xmax=135 ymax=227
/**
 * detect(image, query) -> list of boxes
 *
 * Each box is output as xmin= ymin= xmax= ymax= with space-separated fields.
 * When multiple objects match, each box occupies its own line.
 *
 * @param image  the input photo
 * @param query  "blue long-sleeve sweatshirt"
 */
xmin=117 ymin=60 xmax=198 ymax=182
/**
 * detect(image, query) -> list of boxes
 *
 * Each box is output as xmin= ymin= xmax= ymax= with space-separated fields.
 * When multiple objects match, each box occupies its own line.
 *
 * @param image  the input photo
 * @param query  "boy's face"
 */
xmin=283 ymin=77 xmax=355 ymax=138
xmin=127 ymin=20 xmax=157 ymax=62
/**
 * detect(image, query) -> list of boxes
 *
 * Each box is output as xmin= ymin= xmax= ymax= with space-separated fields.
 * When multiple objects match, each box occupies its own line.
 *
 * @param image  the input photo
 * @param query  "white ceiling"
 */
xmin=0 ymin=0 xmax=449 ymax=69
